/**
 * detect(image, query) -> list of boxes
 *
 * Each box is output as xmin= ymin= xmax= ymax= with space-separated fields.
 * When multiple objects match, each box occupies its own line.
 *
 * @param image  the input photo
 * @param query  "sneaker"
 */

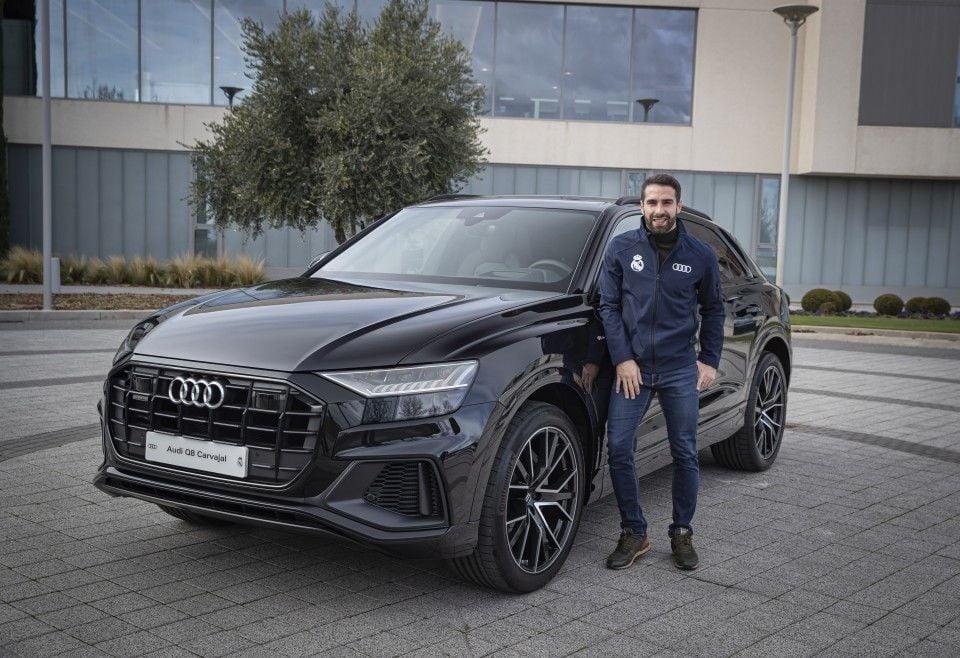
xmin=670 ymin=527 xmax=699 ymax=570
xmin=605 ymin=530 xmax=650 ymax=570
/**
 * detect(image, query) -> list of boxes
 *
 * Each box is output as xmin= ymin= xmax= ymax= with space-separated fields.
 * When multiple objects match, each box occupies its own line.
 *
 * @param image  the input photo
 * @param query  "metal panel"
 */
xmin=784 ymin=177 xmax=806 ymax=285
xmin=76 ymin=149 xmax=100 ymax=257
xmin=710 ymin=174 xmax=736 ymax=234
xmin=731 ymin=174 xmax=754 ymax=250
xmin=580 ymin=169 xmax=602 ymax=197
xmin=601 ymin=170 xmax=620 ymax=198
xmin=905 ymin=182 xmax=932 ymax=288
xmin=492 ymin=166 xmax=515 ymax=195
xmin=515 ymin=166 xmax=536 ymax=194
xmin=883 ymin=181 xmax=911 ymax=287
xmin=535 ymin=167 xmax=558 ymax=195
xmin=926 ymin=183 xmax=953 ymax=288
xmin=821 ymin=179 xmax=848 ymax=285
xmin=863 ymin=180 xmax=890 ymax=286
xmin=286 ymin=230 xmax=311 ymax=269
xmin=8 ymin=145 xmax=35 ymax=249
xmin=799 ymin=178 xmax=826 ymax=286
xmin=557 ymin=168 xmax=578 ymax=195
xmin=263 ymin=227 xmax=286 ymax=267
xmin=949 ymin=186 xmax=960 ymax=289
xmin=842 ymin=180 xmax=869 ymax=286
xmin=145 ymin=153 xmax=170 ymax=260
xmin=167 ymin=154 xmax=193 ymax=258
xmin=52 ymin=148 xmax=77 ymax=256
xmin=99 ymin=151 xmax=125 ymax=256
xmin=122 ymin=151 xmax=147 ymax=258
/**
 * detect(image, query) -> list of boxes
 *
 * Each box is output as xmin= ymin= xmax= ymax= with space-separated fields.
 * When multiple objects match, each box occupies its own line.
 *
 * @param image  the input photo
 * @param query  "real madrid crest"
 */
xmin=630 ymin=254 xmax=644 ymax=272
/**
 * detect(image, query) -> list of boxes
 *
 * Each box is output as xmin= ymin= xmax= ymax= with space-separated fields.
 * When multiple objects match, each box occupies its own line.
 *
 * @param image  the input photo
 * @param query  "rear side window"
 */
xmin=683 ymin=221 xmax=749 ymax=283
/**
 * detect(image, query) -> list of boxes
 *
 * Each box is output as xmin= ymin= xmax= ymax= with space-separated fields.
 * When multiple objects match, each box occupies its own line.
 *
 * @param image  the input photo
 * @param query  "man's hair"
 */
xmin=640 ymin=173 xmax=681 ymax=202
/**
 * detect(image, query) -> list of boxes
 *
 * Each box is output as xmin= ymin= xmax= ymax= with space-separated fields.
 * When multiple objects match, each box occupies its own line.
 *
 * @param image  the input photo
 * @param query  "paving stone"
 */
xmin=5 ymin=630 xmax=84 ymax=656
xmin=95 ymin=630 xmax=170 ymax=657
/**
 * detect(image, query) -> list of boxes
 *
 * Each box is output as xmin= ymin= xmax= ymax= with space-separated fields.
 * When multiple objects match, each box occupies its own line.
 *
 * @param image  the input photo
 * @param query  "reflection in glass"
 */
xmin=494 ymin=2 xmax=563 ymax=119
xmin=430 ymin=0 xmax=494 ymax=114
xmin=756 ymin=177 xmax=780 ymax=279
xmin=142 ymin=0 xmax=212 ymax=104
xmin=632 ymin=8 xmax=695 ymax=124
xmin=2 ymin=0 xmax=65 ymax=96
xmin=954 ymin=45 xmax=960 ymax=127
xmin=214 ymin=0 xmax=283 ymax=106
xmin=194 ymin=227 xmax=220 ymax=258
xmin=563 ymin=5 xmax=631 ymax=122
xmin=287 ymin=0 xmax=353 ymax=16
xmin=67 ymin=0 xmax=137 ymax=101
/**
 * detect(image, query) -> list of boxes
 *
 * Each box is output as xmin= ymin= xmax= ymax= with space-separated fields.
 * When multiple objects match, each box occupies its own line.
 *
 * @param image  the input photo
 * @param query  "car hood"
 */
xmin=134 ymin=277 xmax=556 ymax=371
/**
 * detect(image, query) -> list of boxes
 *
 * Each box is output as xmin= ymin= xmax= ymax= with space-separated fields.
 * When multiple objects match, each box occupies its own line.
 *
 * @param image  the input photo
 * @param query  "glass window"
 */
xmin=214 ymin=0 xmax=283 ymax=106
xmin=317 ymin=205 xmax=597 ymax=291
xmin=954 ymin=42 xmax=960 ymax=127
xmin=494 ymin=2 xmax=563 ymax=119
xmin=430 ymin=0 xmax=494 ymax=114
xmin=631 ymin=8 xmax=695 ymax=124
xmin=684 ymin=221 xmax=748 ymax=283
xmin=2 ymin=0 xmax=64 ymax=97
xmin=755 ymin=177 xmax=780 ymax=279
xmin=67 ymin=0 xmax=138 ymax=101
xmin=141 ymin=0 xmax=212 ymax=104
xmin=287 ymin=0 xmax=353 ymax=13
xmin=563 ymin=5 xmax=631 ymax=122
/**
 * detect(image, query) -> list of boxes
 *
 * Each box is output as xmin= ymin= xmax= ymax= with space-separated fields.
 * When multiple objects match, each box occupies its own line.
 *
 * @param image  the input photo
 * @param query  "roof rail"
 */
xmin=423 ymin=193 xmax=480 ymax=203
xmin=615 ymin=195 xmax=643 ymax=206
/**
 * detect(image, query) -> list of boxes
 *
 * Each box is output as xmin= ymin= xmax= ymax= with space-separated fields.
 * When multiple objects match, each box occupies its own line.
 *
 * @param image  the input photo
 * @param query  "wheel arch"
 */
xmin=761 ymin=334 xmax=792 ymax=386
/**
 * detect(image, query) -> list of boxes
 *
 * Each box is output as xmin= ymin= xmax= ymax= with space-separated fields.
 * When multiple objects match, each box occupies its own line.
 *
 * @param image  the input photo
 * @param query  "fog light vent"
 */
xmin=364 ymin=462 xmax=441 ymax=517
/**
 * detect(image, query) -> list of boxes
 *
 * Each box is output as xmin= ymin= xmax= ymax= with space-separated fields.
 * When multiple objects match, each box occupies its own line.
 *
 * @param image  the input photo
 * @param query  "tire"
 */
xmin=158 ymin=505 xmax=233 ymax=526
xmin=711 ymin=352 xmax=787 ymax=471
xmin=450 ymin=402 xmax=584 ymax=592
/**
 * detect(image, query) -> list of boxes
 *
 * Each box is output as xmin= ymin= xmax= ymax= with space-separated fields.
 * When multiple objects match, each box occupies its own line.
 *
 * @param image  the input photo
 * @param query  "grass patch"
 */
xmin=0 ymin=293 xmax=195 ymax=311
xmin=791 ymin=314 xmax=960 ymax=334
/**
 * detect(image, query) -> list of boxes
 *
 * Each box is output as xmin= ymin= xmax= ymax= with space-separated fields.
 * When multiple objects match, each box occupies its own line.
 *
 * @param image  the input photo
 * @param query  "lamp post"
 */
xmin=635 ymin=97 xmax=659 ymax=122
xmin=772 ymin=4 xmax=818 ymax=289
xmin=41 ymin=0 xmax=53 ymax=310
xmin=219 ymin=86 xmax=244 ymax=109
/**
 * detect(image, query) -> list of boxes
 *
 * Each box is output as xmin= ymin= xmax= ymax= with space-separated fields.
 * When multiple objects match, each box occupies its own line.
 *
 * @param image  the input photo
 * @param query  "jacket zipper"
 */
xmin=650 ymin=232 xmax=681 ymax=375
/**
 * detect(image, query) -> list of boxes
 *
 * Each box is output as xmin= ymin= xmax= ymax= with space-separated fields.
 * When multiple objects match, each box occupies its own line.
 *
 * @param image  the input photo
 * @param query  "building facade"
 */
xmin=4 ymin=0 xmax=960 ymax=303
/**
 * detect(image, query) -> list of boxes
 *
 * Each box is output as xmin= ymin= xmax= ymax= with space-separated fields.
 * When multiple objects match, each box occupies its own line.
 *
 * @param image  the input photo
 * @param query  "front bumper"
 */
xmin=94 ymin=358 xmax=501 ymax=559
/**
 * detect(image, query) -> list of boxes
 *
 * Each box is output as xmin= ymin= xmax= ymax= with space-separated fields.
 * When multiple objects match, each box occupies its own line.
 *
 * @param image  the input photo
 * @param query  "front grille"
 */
xmin=364 ymin=462 xmax=442 ymax=517
xmin=107 ymin=364 xmax=324 ymax=485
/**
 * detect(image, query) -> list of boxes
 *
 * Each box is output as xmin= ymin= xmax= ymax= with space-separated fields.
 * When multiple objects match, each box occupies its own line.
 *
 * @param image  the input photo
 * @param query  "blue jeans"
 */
xmin=606 ymin=362 xmax=700 ymax=538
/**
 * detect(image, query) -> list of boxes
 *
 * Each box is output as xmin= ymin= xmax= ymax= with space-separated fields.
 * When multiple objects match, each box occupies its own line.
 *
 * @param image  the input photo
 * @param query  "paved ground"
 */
xmin=1 ymin=322 xmax=959 ymax=657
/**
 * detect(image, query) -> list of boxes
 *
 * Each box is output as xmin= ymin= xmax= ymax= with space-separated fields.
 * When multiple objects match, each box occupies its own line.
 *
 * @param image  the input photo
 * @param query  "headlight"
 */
xmin=321 ymin=361 xmax=478 ymax=423
xmin=114 ymin=318 xmax=158 ymax=364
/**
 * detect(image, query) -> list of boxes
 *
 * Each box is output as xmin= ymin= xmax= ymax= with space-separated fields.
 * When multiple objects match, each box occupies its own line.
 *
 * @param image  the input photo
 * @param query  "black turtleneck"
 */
xmin=649 ymin=222 xmax=679 ymax=266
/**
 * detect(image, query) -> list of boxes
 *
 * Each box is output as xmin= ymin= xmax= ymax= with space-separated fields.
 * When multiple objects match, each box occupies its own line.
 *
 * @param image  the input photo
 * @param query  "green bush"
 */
xmin=59 ymin=255 xmax=90 ymax=283
xmin=905 ymin=296 xmax=926 ymax=313
xmin=923 ymin=297 xmax=951 ymax=316
xmin=802 ymin=288 xmax=839 ymax=313
xmin=819 ymin=301 xmax=838 ymax=316
xmin=831 ymin=290 xmax=852 ymax=313
xmin=874 ymin=293 xmax=903 ymax=316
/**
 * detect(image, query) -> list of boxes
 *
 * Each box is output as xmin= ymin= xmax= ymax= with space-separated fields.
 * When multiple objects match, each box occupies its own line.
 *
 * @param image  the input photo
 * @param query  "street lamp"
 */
xmin=219 ymin=86 xmax=244 ymax=109
xmin=772 ymin=4 xmax=818 ymax=289
xmin=635 ymin=97 xmax=659 ymax=122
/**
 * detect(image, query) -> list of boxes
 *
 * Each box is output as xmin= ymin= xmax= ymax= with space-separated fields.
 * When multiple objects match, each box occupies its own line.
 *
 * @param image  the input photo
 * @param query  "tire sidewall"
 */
xmin=744 ymin=352 xmax=787 ymax=469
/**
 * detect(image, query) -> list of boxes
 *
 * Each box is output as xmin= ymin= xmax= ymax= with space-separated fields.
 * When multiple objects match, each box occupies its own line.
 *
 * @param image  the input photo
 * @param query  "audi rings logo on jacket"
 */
xmin=672 ymin=263 xmax=693 ymax=274
xmin=168 ymin=377 xmax=226 ymax=409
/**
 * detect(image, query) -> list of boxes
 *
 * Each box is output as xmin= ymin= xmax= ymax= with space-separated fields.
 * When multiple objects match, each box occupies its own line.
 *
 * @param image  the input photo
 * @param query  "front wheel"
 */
xmin=450 ymin=402 xmax=584 ymax=592
xmin=711 ymin=352 xmax=787 ymax=471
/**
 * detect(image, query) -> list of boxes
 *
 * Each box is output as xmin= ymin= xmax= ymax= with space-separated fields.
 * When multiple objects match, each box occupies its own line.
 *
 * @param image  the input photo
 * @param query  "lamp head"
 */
xmin=773 ymin=4 xmax=819 ymax=30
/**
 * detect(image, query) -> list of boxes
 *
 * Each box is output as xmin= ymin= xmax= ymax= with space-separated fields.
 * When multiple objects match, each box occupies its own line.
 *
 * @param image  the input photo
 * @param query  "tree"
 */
xmin=189 ymin=0 xmax=486 ymax=244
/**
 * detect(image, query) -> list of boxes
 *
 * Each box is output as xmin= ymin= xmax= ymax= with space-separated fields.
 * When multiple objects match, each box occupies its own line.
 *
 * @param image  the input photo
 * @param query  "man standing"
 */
xmin=598 ymin=173 xmax=724 ymax=571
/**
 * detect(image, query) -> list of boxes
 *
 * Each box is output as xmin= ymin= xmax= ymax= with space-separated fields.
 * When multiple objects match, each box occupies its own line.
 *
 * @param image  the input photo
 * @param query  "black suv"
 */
xmin=95 ymin=196 xmax=791 ymax=592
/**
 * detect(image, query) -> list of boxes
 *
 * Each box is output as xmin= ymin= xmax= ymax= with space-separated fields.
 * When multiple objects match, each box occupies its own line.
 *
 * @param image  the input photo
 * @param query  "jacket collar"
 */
xmin=639 ymin=216 xmax=688 ymax=240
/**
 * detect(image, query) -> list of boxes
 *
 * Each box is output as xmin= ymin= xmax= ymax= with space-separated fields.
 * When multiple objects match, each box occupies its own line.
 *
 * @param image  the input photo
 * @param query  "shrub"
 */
xmin=923 ymin=297 xmax=951 ymax=316
xmin=905 ymin=296 xmax=926 ymax=313
xmin=831 ymin=290 xmax=852 ymax=313
xmin=818 ymin=301 xmax=838 ymax=315
xmin=228 ymin=256 xmax=265 ymax=286
xmin=164 ymin=254 xmax=200 ymax=288
xmin=802 ymin=288 xmax=839 ymax=313
xmin=874 ymin=293 xmax=903 ymax=316
xmin=59 ymin=255 xmax=90 ymax=284
xmin=127 ymin=256 xmax=164 ymax=287
xmin=104 ymin=256 xmax=128 ymax=284
xmin=1 ymin=246 xmax=42 ymax=283
xmin=86 ymin=258 xmax=111 ymax=284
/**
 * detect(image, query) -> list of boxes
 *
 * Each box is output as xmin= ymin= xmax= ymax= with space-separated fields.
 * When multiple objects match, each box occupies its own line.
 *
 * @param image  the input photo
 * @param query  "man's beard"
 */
xmin=647 ymin=214 xmax=677 ymax=235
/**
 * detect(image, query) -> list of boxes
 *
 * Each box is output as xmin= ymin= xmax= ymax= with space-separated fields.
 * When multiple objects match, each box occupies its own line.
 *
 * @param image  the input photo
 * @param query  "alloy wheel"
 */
xmin=754 ymin=364 xmax=785 ymax=459
xmin=504 ymin=426 xmax=580 ymax=574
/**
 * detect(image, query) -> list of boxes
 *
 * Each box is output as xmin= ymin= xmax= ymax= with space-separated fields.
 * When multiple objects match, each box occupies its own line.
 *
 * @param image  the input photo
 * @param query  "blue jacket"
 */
xmin=598 ymin=218 xmax=725 ymax=374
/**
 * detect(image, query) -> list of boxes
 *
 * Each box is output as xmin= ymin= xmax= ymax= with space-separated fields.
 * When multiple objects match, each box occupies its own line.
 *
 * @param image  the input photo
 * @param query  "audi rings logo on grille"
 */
xmin=672 ymin=263 xmax=693 ymax=274
xmin=168 ymin=377 xmax=226 ymax=409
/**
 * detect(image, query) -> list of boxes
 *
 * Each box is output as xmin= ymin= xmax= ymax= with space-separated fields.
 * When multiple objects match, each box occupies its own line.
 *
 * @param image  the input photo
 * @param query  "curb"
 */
xmin=791 ymin=325 xmax=960 ymax=342
xmin=0 ymin=309 xmax=151 ymax=322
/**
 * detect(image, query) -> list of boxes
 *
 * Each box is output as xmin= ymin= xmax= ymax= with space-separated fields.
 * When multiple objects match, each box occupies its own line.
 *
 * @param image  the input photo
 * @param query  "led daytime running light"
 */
xmin=321 ymin=361 xmax=478 ymax=398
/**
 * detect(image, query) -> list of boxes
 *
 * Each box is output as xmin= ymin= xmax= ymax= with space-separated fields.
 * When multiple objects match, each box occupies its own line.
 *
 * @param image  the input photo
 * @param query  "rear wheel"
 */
xmin=711 ymin=352 xmax=787 ymax=471
xmin=158 ymin=505 xmax=233 ymax=526
xmin=450 ymin=402 xmax=584 ymax=592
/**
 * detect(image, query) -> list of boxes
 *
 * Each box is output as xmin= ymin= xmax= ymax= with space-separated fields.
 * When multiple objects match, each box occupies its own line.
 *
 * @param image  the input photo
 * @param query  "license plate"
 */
xmin=145 ymin=431 xmax=248 ymax=478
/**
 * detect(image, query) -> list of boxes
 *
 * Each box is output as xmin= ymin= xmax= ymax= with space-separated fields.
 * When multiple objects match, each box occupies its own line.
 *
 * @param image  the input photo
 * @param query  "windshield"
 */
xmin=315 ymin=205 xmax=599 ymax=291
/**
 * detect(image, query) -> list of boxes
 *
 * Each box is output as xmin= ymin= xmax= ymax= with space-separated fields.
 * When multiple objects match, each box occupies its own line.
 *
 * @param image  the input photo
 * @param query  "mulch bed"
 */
xmin=0 ymin=293 xmax=195 ymax=311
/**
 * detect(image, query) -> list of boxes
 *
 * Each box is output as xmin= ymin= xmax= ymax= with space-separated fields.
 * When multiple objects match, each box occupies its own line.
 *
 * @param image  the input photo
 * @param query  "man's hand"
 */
xmin=696 ymin=361 xmax=717 ymax=391
xmin=581 ymin=363 xmax=599 ymax=393
xmin=615 ymin=360 xmax=641 ymax=399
